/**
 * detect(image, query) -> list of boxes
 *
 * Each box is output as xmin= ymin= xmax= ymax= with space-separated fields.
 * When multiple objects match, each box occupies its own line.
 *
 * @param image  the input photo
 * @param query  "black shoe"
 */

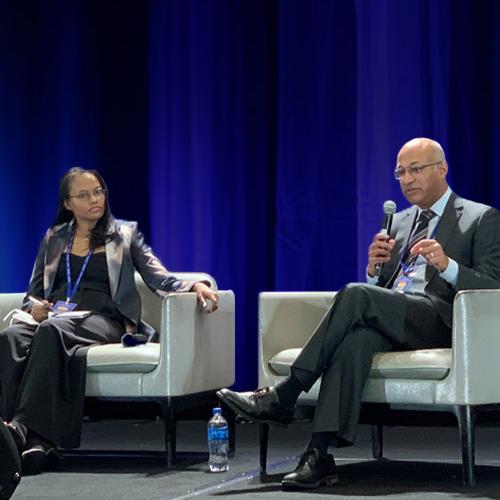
xmin=4 ymin=421 xmax=27 ymax=454
xmin=281 ymin=448 xmax=338 ymax=490
xmin=216 ymin=387 xmax=294 ymax=426
xmin=22 ymin=437 xmax=55 ymax=475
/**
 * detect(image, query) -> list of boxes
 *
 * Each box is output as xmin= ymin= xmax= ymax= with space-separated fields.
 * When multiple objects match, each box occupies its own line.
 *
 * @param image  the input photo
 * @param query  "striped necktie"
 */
xmin=388 ymin=209 xmax=437 ymax=290
xmin=401 ymin=209 xmax=437 ymax=268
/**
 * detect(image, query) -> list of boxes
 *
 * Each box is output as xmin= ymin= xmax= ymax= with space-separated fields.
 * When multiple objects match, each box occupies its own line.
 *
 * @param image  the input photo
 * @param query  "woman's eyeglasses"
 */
xmin=68 ymin=188 xmax=106 ymax=202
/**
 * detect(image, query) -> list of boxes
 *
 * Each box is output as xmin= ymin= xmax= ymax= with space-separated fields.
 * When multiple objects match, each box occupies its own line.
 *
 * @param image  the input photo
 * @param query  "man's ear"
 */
xmin=440 ymin=162 xmax=448 ymax=178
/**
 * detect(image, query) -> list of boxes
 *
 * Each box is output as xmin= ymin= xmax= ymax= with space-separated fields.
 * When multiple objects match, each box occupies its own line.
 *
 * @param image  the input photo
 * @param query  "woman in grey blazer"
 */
xmin=0 ymin=167 xmax=218 ymax=474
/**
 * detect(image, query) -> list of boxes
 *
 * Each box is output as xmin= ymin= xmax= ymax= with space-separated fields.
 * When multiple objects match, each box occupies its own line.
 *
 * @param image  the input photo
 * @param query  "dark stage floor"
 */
xmin=10 ymin=419 xmax=500 ymax=499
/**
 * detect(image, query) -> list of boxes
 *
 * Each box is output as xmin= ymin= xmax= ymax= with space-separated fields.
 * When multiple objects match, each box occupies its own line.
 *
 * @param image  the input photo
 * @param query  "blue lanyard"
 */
xmin=65 ymin=231 xmax=93 ymax=302
xmin=398 ymin=214 xmax=439 ymax=276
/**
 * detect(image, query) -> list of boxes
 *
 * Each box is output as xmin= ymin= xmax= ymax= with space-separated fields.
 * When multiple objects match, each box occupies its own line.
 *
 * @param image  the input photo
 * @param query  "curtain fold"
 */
xmin=2 ymin=0 xmax=500 ymax=388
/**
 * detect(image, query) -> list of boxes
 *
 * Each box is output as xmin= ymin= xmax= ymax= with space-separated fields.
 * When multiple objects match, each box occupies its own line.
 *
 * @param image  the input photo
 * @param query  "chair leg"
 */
xmin=456 ymin=405 xmax=476 ymax=487
xmin=259 ymin=423 xmax=270 ymax=475
xmin=371 ymin=424 xmax=383 ymax=459
xmin=227 ymin=409 xmax=236 ymax=456
xmin=162 ymin=397 xmax=177 ymax=467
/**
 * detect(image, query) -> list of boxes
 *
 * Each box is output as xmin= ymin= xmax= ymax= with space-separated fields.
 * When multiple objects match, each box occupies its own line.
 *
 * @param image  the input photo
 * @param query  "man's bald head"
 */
xmin=398 ymin=138 xmax=446 ymax=165
xmin=396 ymin=138 xmax=449 ymax=209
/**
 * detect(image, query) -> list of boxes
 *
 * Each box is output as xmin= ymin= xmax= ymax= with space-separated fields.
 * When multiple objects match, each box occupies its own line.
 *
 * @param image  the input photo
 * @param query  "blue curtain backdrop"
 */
xmin=1 ymin=0 xmax=500 ymax=389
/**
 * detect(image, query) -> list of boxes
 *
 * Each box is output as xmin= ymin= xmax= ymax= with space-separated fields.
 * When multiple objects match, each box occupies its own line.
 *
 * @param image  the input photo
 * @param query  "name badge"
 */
xmin=393 ymin=276 xmax=413 ymax=294
xmin=51 ymin=300 xmax=78 ymax=314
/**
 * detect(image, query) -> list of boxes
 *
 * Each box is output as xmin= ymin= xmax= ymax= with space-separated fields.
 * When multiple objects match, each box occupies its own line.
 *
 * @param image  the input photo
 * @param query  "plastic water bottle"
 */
xmin=207 ymin=407 xmax=229 ymax=472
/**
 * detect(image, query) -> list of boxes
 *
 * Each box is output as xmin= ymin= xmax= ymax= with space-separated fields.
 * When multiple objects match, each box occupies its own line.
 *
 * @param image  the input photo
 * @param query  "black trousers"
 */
xmin=0 ymin=314 xmax=122 ymax=448
xmin=291 ymin=283 xmax=451 ymax=446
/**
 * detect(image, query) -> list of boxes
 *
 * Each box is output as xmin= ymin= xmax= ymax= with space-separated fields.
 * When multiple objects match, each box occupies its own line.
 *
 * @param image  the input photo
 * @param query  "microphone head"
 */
xmin=383 ymin=200 xmax=397 ymax=215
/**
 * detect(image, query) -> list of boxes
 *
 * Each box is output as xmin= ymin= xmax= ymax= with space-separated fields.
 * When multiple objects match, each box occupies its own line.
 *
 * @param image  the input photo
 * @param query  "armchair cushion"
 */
xmin=269 ymin=347 xmax=451 ymax=381
xmin=86 ymin=343 xmax=159 ymax=373
xmin=370 ymin=349 xmax=451 ymax=380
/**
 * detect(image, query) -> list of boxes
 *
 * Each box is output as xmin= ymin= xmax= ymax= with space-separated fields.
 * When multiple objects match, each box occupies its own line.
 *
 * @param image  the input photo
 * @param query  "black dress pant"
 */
xmin=0 ymin=314 xmax=122 ymax=448
xmin=291 ymin=283 xmax=451 ymax=446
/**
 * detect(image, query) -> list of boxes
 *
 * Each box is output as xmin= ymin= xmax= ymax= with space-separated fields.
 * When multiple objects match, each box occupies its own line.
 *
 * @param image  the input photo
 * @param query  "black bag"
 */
xmin=0 ymin=421 xmax=21 ymax=500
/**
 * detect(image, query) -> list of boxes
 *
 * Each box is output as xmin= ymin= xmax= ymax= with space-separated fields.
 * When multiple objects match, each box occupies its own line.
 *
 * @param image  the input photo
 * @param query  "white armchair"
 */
xmin=258 ymin=290 xmax=500 ymax=486
xmin=0 ymin=273 xmax=235 ymax=466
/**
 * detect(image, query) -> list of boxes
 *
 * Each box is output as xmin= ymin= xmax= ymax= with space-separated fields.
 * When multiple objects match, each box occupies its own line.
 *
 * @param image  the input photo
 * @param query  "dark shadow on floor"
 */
xmin=212 ymin=460 xmax=500 ymax=499
xmin=54 ymin=451 xmax=210 ymax=476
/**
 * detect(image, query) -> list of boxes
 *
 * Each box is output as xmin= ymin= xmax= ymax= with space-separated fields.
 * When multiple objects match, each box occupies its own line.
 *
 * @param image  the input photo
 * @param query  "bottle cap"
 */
xmin=212 ymin=407 xmax=222 ymax=415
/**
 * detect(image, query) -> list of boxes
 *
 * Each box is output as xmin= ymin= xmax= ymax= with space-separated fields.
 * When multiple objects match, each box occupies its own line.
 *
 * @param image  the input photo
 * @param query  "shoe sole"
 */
xmin=281 ymin=474 xmax=339 ymax=490
xmin=216 ymin=391 xmax=293 ymax=427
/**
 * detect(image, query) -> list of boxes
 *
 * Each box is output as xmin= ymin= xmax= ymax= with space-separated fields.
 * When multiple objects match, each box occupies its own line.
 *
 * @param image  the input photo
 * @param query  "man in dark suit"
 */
xmin=218 ymin=137 xmax=500 ymax=490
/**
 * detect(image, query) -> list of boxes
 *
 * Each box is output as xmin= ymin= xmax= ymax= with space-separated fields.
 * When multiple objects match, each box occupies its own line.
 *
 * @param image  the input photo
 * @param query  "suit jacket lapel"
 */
xmin=106 ymin=225 xmax=123 ymax=299
xmin=383 ymin=208 xmax=417 ymax=286
xmin=395 ymin=208 xmax=417 ymax=259
xmin=425 ymin=193 xmax=464 ymax=281
xmin=44 ymin=224 xmax=71 ymax=297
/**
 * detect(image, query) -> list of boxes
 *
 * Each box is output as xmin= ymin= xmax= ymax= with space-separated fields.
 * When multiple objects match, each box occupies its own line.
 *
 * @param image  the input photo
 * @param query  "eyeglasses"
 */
xmin=68 ymin=187 xmax=106 ymax=202
xmin=394 ymin=161 xmax=442 ymax=180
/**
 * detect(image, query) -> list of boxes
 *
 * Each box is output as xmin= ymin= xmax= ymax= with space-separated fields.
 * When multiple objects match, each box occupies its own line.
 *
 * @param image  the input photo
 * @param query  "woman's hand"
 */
xmin=193 ymin=283 xmax=219 ymax=313
xmin=31 ymin=300 xmax=52 ymax=322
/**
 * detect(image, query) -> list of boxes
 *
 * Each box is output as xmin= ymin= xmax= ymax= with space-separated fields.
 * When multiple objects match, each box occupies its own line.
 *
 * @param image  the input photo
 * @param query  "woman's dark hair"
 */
xmin=52 ymin=167 xmax=115 ymax=248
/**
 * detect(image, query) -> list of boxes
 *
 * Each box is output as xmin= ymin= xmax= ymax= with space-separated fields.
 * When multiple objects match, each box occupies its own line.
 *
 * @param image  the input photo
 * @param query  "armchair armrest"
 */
xmin=142 ymin=290 xmax=235 ymax=397
xmin=436 ymin=289 xmax=500 ymax=405
xmin=0 ymin=293 xmax=24 ymax=331
xmin=135 ymin=272 xmax=218 ymax=333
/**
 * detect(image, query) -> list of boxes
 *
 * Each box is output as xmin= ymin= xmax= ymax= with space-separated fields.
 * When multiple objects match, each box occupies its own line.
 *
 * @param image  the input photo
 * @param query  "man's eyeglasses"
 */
xmin=68 ymin=187 xmax=106 ymax=202
xmin=394 ymin=161 xmax=442 ymax=180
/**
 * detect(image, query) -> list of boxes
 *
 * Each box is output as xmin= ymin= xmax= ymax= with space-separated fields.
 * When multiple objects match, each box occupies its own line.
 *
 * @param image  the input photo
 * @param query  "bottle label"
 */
xmin=208 ymin=427 xmax=228 ymax=441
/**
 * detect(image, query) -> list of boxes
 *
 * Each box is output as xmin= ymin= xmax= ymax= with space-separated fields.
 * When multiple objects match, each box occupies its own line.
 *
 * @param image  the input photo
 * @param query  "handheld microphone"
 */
xmin=374 ymin=200 xmax=397 ymax=277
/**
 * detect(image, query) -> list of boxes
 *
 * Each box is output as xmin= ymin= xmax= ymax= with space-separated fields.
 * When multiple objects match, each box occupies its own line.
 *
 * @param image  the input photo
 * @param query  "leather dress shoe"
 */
xmin=4 ymin=421 xmax=27 ymax=454
xmin=216 ymin=387 xmax=294 ymax=426
xmin=22 ymin=437 xmax=55 ymax=475
xmin=281 ymin=448 xmax=338 ymax=490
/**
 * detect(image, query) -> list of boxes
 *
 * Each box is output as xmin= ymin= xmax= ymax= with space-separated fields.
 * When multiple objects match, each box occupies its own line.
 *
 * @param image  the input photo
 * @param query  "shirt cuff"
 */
xmin=438 ymin=258 xmax=459 ymax=286
xmin=366 ymin=270 xmax=379 ymax=286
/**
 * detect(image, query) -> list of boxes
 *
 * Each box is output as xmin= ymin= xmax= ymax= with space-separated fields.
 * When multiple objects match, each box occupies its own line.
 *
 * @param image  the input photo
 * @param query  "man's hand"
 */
xmin=410 ymin=239 xmax=449 ymax=272
xmin=193 ymin=282 xmax=219 ymax=313
xmin=31 ymin=300 xmax=52 ymax=322
xmin=367 ymin=232 xmax=396 ymax=277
